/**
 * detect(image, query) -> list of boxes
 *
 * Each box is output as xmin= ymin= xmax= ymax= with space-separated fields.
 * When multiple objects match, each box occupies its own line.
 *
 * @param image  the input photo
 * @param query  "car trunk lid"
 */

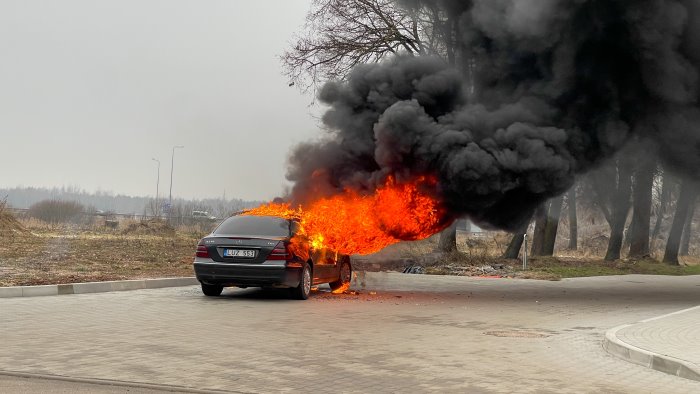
xmin=203 ymin=236 xmax=286 ymax=263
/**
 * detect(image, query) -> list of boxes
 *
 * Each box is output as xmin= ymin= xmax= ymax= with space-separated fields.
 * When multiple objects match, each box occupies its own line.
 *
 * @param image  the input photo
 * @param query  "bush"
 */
xmin=28 ymin=199 xmax=85 ymax=224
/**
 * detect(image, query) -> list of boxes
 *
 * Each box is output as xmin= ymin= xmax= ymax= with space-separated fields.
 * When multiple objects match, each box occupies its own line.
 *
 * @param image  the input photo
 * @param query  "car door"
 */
xmin=311 ymin=247 xmax=338 ymax=283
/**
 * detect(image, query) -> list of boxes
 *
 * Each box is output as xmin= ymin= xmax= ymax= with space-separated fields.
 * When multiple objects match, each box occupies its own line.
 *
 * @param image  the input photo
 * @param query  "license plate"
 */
xmin=223 ymin=249 xmax=256 ymax=258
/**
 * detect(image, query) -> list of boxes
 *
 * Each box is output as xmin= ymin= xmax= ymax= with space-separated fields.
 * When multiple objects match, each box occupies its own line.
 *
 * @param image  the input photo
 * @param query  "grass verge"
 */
xmin=526 ymin=257 xmax=700 ymax=279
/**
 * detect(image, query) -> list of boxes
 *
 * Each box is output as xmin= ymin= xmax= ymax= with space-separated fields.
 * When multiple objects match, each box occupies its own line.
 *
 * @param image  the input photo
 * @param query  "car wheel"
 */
xmin=329 ymin=259 xmax=352 ymax=293
xmin=201 ymin=283 xmax=223 ymax=296
xmin=291 ymin=263 xmax=311 ymax=300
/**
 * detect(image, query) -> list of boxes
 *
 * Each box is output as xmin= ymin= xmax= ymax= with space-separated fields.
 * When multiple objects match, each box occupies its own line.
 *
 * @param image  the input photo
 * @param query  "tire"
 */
xmin=201 ymin=283 xmax=223 ymax=296
xmin=290 ymin=262 xmax=311 ymax=300
xmin=329 ymin=259 xmax=352 ymax=293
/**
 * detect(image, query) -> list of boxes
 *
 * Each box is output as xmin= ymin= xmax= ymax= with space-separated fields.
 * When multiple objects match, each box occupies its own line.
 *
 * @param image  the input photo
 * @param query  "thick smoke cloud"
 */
xmin=287 ymin=0 xmax=700 ymax=231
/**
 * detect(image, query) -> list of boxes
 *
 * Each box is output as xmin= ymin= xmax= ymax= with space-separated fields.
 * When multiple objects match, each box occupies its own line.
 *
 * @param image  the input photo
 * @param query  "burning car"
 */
xmin=193 ymin=214 xmax=352 ymax=299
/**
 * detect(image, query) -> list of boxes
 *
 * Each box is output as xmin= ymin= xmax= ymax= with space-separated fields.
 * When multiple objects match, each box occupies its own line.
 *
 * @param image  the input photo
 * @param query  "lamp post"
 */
xmin=151 ymin=158 xmax=160 ymax=216
xmin=168 ymin=145 xmax=184 ymax=221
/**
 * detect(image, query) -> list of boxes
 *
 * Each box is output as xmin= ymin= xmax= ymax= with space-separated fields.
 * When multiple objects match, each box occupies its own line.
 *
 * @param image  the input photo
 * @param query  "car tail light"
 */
xmin=196 ymin=244 xmax=209 ymax=258
xmin=268 ymin=241 xmax=291 ymax=261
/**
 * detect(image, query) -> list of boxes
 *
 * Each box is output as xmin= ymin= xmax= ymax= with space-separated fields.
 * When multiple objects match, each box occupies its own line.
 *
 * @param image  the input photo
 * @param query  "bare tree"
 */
xmin=146 ymin=198 xmax=161 ymax=217
xmin=503 ymin=220 xmax=530 ymax=259
xmin=518 ymin=194 xmax=564 ymax=258
xmin=628 ymin=158 xmax=656 ymax=258
xmin=542 ymin=195 xmax=564 ymax=256
xmin=651 ymin=170 xmax=674 ymax=246
xmin=530 ymin=203 xmax=549 ymax=256
xmin=663 ymin=180 xmax=699 ymax=265
xmin=679 ymin=198 xmax=696 ymax=256
xmin=566 ymin=188 xmax=578 ymax=250
xmin=589 ymin=158 xmax=633 ymax=261
xmin=282 ymin=0 xmax=450 ymax=90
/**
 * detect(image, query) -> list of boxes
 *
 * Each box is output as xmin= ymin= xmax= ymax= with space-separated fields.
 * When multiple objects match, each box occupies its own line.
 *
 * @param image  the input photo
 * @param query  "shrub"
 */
xmin=28 ymin=199 xmax=85 ymax=224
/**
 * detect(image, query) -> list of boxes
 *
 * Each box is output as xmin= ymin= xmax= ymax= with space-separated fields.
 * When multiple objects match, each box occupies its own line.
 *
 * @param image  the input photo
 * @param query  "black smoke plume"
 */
xmin=287 ymin=0 xmax=700 ymax=231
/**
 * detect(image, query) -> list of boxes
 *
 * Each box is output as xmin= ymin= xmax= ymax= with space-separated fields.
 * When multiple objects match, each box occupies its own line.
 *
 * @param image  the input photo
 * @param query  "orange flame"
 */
xmin=244 ymin=176 xmax=449 ymax=255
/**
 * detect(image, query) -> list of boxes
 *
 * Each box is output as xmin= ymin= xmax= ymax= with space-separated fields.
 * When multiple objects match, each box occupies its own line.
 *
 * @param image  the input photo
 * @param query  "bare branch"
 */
xmin=281 ymin=0 xmax=449 ymax=91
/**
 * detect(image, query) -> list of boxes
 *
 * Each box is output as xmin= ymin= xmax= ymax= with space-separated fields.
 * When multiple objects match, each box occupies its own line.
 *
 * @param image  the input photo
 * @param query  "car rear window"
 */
xmin=214 ymin=215 xmax=290 ymax=237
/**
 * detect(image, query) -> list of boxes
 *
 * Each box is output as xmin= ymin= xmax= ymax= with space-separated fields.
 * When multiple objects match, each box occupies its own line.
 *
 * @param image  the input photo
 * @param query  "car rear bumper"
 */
xmin=193 ymin=261 xmax=301 ymax=288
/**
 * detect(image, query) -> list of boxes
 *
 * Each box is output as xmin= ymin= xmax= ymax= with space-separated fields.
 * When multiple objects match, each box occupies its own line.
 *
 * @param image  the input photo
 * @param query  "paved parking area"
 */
xmin=1 ymin=273 xmax=700 ymax=393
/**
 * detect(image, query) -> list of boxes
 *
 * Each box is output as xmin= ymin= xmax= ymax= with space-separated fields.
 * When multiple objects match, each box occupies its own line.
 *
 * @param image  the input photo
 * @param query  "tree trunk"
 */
xmin=531 ymin=202 xmax=549 ymax=256
xmin=437 ymin=221 xmax=458 ymax=253
xmin=542 ymin=195 xmax=564 ymax=256
xmin=679 ymin=199 xmax=696 ymax=256
xmin=604 ymin=165 xmax=632 ymax=261
xmin=567 ymin=188 xmax=578 ymax=250
xmin=651 ymin=173 xmax=672 ymax=243
xmin=591 ymin=174 xmax=613 ymax=225
xmin=663 ymin=180 xmax=699 ymax=265
xmin=503 ymin=221 xmax=530 ymax=259
xmin=628 ymin=159 xmax=656 ymax=259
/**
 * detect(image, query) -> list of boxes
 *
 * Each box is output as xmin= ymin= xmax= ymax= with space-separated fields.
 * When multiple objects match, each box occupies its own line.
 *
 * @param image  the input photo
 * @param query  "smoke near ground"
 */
xmin=286 ymin=0 xmax=700 ymax=231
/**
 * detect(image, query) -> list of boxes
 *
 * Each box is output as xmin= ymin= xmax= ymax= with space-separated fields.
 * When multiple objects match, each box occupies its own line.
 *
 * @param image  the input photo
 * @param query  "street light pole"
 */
xmin=168 ymin=145 xmax=184 ymax=221
xmin=151 ymin=158 xmax=160 ymax=216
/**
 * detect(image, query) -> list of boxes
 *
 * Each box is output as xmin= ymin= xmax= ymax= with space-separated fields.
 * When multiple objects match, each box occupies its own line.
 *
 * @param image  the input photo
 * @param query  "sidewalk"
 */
xmin=604 ymin=305 xmax=700 ymax=381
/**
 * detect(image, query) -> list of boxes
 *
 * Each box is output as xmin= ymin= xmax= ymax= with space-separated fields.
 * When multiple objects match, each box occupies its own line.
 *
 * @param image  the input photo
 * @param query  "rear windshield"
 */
xmin=214 ymin=215 xmax=290 ymax=237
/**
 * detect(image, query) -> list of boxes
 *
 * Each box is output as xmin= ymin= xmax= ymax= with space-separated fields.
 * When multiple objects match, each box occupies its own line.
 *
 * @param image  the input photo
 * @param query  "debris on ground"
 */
xmin=402 ymin=265 xmax=425 ymax=274
xmin=424 ymin=264 xmax=512 ymax=277
xmin=354 ymin=251 xmax=518 ymax=278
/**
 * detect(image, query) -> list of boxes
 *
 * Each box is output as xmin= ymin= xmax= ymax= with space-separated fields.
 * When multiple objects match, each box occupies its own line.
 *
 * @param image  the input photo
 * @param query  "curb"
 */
xmin=0 ymin=277 xmax=199 ymax=298
xmin=603 ymin=306 xmax=700 ymax=381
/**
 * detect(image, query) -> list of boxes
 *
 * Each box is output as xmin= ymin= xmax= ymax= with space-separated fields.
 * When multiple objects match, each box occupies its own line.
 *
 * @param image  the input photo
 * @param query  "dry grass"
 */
xmin=0 ymin=199 xmax=30 ymax=237
xmin=0 ymin=217 xmax=203 ymax=286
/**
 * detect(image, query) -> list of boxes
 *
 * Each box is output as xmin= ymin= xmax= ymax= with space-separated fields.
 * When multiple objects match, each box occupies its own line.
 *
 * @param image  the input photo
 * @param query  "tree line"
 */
xmin=502 ymin=156 xmax=698 ymax=265
xmin=2 ymin=186 xmax=260 ymax=222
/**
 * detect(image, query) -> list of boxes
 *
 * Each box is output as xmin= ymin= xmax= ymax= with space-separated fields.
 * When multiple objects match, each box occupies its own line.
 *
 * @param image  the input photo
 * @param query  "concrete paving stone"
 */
xmin=1 ymin=273 xmax=700 ymax=393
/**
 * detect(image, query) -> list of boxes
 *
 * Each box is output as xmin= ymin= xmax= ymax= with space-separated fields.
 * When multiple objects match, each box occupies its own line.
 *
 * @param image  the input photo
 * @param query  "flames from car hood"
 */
xmin=243 ymin=176 xmax=448 ymax=255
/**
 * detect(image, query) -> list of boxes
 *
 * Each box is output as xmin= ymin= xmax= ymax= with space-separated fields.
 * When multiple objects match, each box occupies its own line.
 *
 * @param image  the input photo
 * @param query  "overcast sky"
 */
xmin=0 ymin=0 xmax=321 ymax=201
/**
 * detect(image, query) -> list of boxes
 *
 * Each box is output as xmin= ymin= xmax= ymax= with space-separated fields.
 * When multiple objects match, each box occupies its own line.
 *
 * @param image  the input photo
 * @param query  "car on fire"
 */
xmin=193 ymin=214 xmax=352 ymax=299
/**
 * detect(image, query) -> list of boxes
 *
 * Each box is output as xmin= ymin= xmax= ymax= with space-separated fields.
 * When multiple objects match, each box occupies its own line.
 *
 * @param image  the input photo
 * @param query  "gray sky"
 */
xmin=0 ymin=0 xmax=320 ymax=201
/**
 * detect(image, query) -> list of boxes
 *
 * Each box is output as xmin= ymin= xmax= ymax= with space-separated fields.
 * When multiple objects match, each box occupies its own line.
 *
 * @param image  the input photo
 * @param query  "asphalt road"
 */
xmin=1 ymin=273 xmax=699 ymax=393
